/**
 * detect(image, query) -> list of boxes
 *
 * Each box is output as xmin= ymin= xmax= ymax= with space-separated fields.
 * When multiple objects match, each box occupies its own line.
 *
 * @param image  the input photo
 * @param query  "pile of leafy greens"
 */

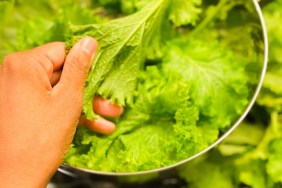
xmin=0 ymin=0 xmax=265 ymax=173
xmin=177 ymin=0 xmax=282 ymax=187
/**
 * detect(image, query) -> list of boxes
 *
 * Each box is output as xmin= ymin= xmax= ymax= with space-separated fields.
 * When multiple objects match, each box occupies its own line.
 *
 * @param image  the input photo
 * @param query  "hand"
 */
xmin=0 ymin=37 xmax=122 ymax=187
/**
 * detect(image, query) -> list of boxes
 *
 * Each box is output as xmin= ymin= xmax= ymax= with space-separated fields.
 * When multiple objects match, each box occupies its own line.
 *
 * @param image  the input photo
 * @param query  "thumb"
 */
xmin=54 ymin=37 xmax=98 ymax=95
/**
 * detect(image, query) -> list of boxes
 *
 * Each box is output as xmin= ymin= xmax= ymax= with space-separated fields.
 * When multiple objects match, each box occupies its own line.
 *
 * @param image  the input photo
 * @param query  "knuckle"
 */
xmin=43 ymin=44 xmax=64 ymax=63
xmin=3 ymin=54 xmax=15 ymax=64
xmin=3 ymin=53 xmax=24 ymax=72
xmin=2 ymin=52 xmax=43 ymax=78
xmin=2 ymin=51 xmax=56 ymax=79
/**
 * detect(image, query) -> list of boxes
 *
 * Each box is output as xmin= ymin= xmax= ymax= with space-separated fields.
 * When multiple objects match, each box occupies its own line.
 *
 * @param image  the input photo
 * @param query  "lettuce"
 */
xmin=64 ymin=0 xmax=255 ymax=169
xmin=66 ymin=0 xmax=169 ymax=119
xmin=0 ymin=0 xmax=263 ymax=173
xmin=178 ymin=1 xmax=282 ymax=187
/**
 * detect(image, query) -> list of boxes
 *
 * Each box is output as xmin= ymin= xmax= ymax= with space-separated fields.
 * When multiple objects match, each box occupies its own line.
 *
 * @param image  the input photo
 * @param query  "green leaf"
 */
xmin=178 ymin=151 xmax=236 ymax=188
xmin=162 ymin=38 xmax=249 ymax=129
xmin=66 ymin=0 xmax=168 ymax=119
xmin=264 ymin=0 xmax=282 ymax=64
xmin=266 ymin=138 xmax=282 ymax=183
xmin=238 ymin=159 xmax=267 ymax=188
xmin=168 ymin=0 xmax=202 ymax=26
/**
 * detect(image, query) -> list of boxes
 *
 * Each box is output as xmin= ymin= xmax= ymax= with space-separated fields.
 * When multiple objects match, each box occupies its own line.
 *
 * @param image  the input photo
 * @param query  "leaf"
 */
xmin=238 ymin=159 xmax=267 ymax=188
xmin=162 ymin=38 xmax=249 ymax=129
xmin=66 ymin=0 xmax=168 ymax=119
xmin=178 ymin=151 xmax=236 ymax=188
xmin=266 ymin=138 xmax=282 ymax=182
xmin=168 ymin=0 xmax=202 ymax=26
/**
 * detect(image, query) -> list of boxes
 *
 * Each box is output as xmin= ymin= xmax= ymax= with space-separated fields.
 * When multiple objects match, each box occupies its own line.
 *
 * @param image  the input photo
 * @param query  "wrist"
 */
xmin=0 ymin=165 xmax=50 ymax=188
xmin=0 ymin=153 xmax=53 ymax=188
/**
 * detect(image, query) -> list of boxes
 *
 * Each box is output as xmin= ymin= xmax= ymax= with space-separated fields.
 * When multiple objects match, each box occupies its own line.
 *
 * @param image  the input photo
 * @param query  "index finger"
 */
xmin=28 ymin=42 xmax=66 ymax=72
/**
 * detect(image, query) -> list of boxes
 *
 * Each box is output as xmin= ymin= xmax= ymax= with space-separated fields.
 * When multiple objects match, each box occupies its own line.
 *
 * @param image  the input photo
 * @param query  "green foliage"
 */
xmin=66 ymin=32 xmax=251 ymax=171
xmin=178 ymin=1 xmax=282 ymax=187
xmin=0 ymin=0 xmax=268 ymax=176
xmin=66 ymin=0 xmax=169 ymax=119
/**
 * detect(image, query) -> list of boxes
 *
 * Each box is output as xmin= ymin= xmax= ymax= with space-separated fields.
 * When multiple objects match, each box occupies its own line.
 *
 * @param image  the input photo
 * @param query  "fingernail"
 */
xmin=81 ymin=37 xmax=97 ymax=55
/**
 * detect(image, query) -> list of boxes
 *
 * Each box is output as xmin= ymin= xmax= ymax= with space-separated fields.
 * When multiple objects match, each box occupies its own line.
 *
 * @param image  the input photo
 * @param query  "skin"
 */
xmin=0 ymin=37 xmax=123 ymax=187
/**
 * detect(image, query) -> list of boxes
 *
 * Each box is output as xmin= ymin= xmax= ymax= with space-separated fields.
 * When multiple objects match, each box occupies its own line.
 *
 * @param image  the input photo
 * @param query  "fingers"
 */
xmin=2 ymin=42 xmax=66 ymax=87
xmin=30 ymin=42 xmax=66 ymax=71
xmin=53 ymin=37 xmax=98 ymax=95
xmin=79 ymin=117 xmax=115 ymax=134
xmin=26 ymin=42 xmax=66 ymax=80
xmin=50 ymin=70 xmax=62 ymax=86
xmin=80 ymin=97 xmax=123 ymax=134
xmin=93 ymin=97 xmax=124 ymax=118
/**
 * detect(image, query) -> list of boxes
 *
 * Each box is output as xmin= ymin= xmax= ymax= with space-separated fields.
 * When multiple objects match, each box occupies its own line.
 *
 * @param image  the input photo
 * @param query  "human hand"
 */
xmin=0 ymin=37 xmax=122 ymax=187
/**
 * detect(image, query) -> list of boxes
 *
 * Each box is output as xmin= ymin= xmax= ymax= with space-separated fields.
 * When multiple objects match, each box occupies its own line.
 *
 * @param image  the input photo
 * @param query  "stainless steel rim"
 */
xmin=59 ymin=0 xmax=269 ymax=176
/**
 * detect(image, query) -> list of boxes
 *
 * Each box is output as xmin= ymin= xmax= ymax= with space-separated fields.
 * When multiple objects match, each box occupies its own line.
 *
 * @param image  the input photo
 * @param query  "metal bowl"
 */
xmin=59 ymin=0 xmax=268 ymax=183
